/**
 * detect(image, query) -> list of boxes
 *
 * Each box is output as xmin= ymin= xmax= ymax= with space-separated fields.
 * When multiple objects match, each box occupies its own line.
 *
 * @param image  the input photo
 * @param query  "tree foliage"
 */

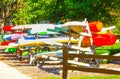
xmin=13 ymin=0 xmax=33 ymax=25
xmin=0 ymin=0 xmax=120 ymax=28
xmin=0 ymin=0 xmax=24 ymax=26
xmin=64 ymin=0 xmax=120 ymax=26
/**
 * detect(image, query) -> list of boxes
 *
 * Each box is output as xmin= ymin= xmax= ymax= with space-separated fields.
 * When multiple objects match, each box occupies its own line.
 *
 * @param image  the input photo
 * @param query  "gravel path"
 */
xmin=2 ymin=59 xmax=120 ymax=78
xmin=0 ymin=61 xmax=31 ymax=79
xmin=1 ymin=57 xmax=120 ymax=79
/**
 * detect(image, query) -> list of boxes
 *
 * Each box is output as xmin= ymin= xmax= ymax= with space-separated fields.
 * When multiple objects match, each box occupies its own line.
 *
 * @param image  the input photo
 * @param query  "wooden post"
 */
xmin=62 ymin=44 xmax=69 ymax=79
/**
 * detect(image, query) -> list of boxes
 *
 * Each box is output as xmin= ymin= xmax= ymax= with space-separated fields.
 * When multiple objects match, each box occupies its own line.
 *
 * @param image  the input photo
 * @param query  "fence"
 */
xmin=62 ymin=44 xmax=120 ymax=79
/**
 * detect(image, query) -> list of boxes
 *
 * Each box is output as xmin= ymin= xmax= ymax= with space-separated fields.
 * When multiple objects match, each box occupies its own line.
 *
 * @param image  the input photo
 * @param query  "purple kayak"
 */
xmin=11 ymin=34 xmax=21 ymax=40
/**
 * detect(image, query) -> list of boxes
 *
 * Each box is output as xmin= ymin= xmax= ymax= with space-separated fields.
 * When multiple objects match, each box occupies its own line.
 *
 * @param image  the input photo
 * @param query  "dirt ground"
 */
xmin=1 ymin=57 xmax=120 ymax=79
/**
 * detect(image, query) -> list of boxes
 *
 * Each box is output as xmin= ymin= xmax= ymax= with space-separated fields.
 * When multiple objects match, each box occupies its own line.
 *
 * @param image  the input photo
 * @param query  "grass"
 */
xmin=37 ymin=75 xmax=120 ymax=79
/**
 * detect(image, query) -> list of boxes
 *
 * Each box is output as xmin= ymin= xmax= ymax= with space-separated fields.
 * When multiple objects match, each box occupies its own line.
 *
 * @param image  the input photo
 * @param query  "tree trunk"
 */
xmin=1 ymin=21 xmax=5 ymax=34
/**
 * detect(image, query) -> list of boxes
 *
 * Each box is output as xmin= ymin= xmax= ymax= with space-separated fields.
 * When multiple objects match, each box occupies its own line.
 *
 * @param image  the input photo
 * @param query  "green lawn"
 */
xmin=38 ymin=75 xmax=120 ymax=79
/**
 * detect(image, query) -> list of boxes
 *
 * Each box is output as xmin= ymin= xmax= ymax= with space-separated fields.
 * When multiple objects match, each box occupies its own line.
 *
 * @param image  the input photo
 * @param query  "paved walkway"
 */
xmin=0 ymin=61 xmax=31 ymax=79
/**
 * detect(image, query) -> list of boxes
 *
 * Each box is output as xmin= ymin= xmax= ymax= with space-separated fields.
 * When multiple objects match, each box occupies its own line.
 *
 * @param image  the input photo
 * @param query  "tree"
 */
xmin=13 ymin=0 xmax=33 ymax=25
xmin=64 ymin=0 xmax=120 ymax=26
xmin=0 ymin=0 xmax=24 ymax=33
xmin=26 ymin=0 xmax=65 ymax=23
xmin=1 ymin=0 xmax=120 ymax=29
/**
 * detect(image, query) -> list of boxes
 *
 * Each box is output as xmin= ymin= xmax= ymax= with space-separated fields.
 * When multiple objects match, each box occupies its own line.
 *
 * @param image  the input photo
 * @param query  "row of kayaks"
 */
xmin=0 ymin=20 xmax=118 ymax=59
